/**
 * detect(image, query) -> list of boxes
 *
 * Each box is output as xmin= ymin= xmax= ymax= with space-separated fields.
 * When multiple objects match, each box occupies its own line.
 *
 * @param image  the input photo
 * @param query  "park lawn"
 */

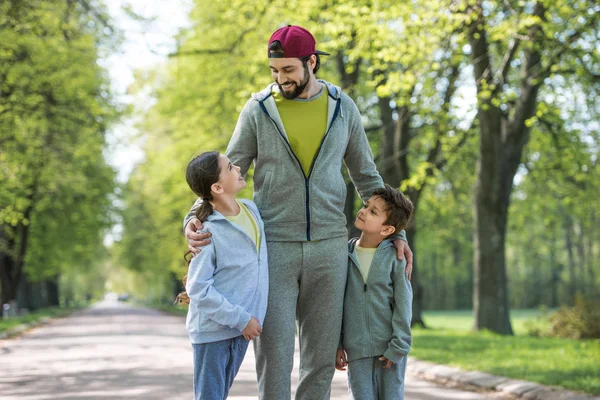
xmin=414 ymin=310 xmax=600 ymax=395
xmin=0 ymin=307 xmax=77 ymax=333
xmin=422 ymin=309 xmax=547 ymax=335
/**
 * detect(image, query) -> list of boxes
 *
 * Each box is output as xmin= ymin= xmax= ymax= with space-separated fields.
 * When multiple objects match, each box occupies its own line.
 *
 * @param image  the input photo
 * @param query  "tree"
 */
xmin=458 ymin=0 xmax=598 ymax=333
xmin=0 ymin=0 xmax=119 ymax=312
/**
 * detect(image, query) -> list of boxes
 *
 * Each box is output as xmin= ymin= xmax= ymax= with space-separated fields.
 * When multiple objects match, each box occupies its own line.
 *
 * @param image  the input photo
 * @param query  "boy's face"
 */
xmin=354 ymin=195 xmax=396 ymax=237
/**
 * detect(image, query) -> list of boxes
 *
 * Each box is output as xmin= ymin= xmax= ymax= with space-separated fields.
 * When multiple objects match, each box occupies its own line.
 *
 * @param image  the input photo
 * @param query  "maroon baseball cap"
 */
xmin=268 ymin=25 xmax=330 ymax=58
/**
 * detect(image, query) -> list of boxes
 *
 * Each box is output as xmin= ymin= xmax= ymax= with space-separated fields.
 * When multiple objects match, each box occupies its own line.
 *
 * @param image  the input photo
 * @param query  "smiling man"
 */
xmin=184 ymin=25 xmax=413 ymax=400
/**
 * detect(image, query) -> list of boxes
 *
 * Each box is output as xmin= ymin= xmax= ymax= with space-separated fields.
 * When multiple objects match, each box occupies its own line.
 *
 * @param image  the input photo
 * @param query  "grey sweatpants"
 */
xmin=347 ymin=356 xmax=408 ymax=400
xmin=254 ymin=237 xmax=348 ymax=400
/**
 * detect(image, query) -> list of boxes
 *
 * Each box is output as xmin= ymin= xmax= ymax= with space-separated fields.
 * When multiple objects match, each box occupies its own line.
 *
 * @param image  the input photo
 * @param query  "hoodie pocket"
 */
xmin=256 ymin=169 xmax=273 ymax=210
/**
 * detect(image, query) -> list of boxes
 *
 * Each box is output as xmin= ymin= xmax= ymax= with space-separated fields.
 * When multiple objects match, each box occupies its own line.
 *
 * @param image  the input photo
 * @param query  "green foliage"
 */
xmin=536 ymin=299 xmax=600 ymax=339
xmin=115 ymin=0 xmax=599 ymax=313
xmin=0 ymin=0 xmax=121 ymax=305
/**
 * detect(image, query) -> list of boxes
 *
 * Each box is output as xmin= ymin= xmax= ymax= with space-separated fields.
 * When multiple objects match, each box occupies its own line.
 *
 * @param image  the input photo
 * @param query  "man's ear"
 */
xmin=211 ymin=183 xmax=224 ymax=195
xmin=309 ymin=54 xmax=317 ymax=72
xmin=380 ymin=225 xmax=396 ymax=237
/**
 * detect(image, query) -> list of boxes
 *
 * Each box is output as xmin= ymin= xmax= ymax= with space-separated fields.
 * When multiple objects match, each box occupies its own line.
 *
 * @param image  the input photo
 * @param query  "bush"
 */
xmin=527 ymin=300 xmax=600 ymax=339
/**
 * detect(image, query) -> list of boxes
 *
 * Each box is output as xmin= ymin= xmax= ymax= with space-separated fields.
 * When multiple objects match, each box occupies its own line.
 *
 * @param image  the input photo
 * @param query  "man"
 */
xmin=184 ymin=25 xmax=413 ymax=400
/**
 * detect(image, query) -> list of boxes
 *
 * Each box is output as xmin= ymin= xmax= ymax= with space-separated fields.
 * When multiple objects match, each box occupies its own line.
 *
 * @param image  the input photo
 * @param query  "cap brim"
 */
xmin=316 ymin=50 xmax=330 ymax=56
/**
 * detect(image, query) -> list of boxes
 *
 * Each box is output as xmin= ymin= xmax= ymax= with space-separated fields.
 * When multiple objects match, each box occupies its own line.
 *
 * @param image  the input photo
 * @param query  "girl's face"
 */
xmin=214 ymin=154 xmax=246 ymax=195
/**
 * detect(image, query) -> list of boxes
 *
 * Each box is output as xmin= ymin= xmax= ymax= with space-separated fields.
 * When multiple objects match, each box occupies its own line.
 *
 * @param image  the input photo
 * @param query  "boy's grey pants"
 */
xmin=254 ymin=236 xmax=348 ymax=400
xmin=347 ymin=356 xmax=407 ymax=400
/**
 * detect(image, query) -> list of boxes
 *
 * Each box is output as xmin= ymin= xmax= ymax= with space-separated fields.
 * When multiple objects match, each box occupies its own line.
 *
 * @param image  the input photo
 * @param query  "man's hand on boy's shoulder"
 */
xmin=393 ymin=239 xmax=413 ymax=280
xmin=185 ymin=217 xmax=212 ymax=255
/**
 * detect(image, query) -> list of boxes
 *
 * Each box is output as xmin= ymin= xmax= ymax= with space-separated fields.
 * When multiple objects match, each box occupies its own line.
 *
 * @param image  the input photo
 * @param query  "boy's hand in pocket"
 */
xmin=378 ymin=356 xmax=394 ymax=369
xmin=242 ymin=316 xmax=262 ymax=340
xmin=335 ymin=348 xmax=348 ymax=371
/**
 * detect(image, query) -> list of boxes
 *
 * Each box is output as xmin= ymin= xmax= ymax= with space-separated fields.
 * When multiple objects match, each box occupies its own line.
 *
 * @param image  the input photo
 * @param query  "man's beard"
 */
xmin=277 ymin=65 xmax=310 ymax=100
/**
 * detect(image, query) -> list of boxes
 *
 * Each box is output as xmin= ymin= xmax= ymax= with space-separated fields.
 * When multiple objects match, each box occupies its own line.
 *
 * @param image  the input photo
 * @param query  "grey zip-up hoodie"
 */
xmin=341 ymin=238 xmax=412 ymax=363
xmin=185 ymin=80 xmax=406 ymax=243
xmin=185 ymin=199 xmax=268 ymax=344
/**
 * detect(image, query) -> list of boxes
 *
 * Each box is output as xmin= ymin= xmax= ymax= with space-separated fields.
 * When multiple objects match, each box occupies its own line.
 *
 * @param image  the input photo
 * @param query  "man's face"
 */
xmin=269 ymin=57 xmax=310 ymax=100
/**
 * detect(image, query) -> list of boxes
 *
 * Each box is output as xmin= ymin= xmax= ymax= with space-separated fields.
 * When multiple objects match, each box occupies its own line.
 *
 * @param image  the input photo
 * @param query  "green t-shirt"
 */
xmin=226 ymin=200 xmax=260 ymax=254
xmin=273 ymin=84 xmax=328 ymax=176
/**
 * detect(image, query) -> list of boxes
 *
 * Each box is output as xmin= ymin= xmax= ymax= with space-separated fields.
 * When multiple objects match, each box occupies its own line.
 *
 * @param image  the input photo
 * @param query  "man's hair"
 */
xmin=268 ymin=40 xmax=321 ymax=74
xmin=372 ymin=184 xmax=414 ymax=233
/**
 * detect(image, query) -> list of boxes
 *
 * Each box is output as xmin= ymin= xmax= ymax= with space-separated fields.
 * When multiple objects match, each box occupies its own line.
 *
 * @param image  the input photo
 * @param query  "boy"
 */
xmin=336 ymin=184 xmax=414 ymax=400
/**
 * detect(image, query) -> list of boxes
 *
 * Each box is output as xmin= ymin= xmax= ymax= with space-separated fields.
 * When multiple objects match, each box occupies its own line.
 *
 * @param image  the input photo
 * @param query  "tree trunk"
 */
xmin=47 ymin=277 xmax=60 ymax=307
xmin=430 ymin=250 xmax=438 ymax=309
xmin=472 ymin=176 xmax=513 ymax=334
xmin=587 ymin=212 xmax=597 ymax=300
xmin=467 ymin=0 xmax=547 ymax=335
xmin=406 ymin=222 xmax=426 ymax=327
xmin=379 ymin=96 xmax=402 ymax=185
xmin=0 ymin=228 xmax=20 ymax=315
xmin=344 ymin=181 xmax=360 ymax=238
xmin=576 ymin=224 xmax=587 ymax=295
xmin=548 ymin=232 xmax=560 ymax=308
xmin=563 ymin=215 xmax=577 ymax=303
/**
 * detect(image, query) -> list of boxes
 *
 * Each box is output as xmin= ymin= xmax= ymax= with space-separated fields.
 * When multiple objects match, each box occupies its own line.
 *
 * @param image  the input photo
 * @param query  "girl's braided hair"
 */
xmin=175 ymin=151 xmax=221 ymax=305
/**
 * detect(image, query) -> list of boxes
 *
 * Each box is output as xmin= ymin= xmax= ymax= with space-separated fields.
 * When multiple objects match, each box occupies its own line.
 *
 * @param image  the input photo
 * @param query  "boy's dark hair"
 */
xmin=268 ymin=40 xmax=321 ymax=74
xmin=372 ymin=184 xmax=414 ymax=234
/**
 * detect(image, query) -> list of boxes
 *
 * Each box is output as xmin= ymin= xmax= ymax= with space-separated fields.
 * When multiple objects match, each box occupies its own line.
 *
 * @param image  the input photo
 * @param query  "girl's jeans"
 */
xmin=192 ymin=335 xmax=249 ymax=399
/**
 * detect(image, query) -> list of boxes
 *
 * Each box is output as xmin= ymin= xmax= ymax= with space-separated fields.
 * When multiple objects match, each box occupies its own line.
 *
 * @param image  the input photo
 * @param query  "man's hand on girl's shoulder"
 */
xmin=185 ymin=217 xmax=212 ymax=254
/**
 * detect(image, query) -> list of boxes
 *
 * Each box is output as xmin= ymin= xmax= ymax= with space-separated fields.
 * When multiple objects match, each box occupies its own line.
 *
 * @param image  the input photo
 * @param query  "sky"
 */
xmin=102 ymin=0 xmax=192 ymax=183
xmin=100 ymin=0 xmax=192 ymax=244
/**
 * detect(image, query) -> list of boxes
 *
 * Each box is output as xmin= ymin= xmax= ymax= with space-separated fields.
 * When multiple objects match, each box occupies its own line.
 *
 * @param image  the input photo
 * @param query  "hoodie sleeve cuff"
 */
xmin=383 ymin=347 xmax=407 ymax=364
xmin=234 ymin=311 xmax=252 ymax=333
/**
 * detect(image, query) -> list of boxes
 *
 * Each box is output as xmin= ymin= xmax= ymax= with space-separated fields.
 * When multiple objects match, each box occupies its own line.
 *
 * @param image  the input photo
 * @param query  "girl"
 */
xmin=177 ymin=151 xmax=268 ymax=399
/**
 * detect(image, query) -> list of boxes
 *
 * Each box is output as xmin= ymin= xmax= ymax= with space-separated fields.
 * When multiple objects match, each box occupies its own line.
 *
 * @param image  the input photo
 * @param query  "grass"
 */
xmin=422 ymin=309 xmax=547 ymax=335
xmin=0 ymin=306 xmax=78 ymax=333
xmin=413 ymin=309 xmax=600 ymax=395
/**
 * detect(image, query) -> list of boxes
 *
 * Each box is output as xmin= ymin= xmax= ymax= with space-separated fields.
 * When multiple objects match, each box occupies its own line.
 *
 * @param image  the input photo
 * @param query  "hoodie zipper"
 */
xmin=259 ymin=94 xmax=342 ymax=241
xmin=351 ymin=239 xmax=386 ymax=357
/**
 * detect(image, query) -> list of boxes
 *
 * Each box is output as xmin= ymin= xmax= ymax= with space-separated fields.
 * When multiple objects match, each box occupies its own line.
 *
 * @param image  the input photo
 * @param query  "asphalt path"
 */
xmin=0 ymin=301 xmax=504 ymax=399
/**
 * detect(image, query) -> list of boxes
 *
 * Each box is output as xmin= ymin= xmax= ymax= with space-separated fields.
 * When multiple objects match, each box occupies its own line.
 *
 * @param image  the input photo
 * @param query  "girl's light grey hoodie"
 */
xmin=185 ymin=199 xmax=268 ymax=344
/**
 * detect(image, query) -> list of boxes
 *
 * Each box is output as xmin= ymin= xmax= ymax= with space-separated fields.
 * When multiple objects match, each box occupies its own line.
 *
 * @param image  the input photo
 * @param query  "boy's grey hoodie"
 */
xmin=185 ymin=199 xmax=268 ymax=344
xmin=185 ymin=80 xmax=406 ymax=243
xmin=341 ymin=238 xmax=412 ymax=363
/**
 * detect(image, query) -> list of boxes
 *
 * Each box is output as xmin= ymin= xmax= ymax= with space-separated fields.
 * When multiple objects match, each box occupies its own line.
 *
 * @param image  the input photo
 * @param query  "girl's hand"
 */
xmin=378 ymin=356 xmax=394 ymax=369
xmin=185 ymin=218 xmax=211 ymax=254
xmin=242 ymin=316 xmax=262 ymax=340
xmin=335 ymin=348 xmax=348 ymax=371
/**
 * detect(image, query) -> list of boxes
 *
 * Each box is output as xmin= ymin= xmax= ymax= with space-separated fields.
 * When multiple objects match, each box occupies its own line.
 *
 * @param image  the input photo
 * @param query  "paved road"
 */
xmin=0 ymin=301 xmax=503 ymax=399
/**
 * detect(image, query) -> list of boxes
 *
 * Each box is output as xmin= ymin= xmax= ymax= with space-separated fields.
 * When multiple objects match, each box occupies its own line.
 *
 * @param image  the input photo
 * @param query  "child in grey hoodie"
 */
xmin=177 ymin=151 xmax=268 ymax=400
xmin=336 ymin=184 xmax=414 ymax=400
